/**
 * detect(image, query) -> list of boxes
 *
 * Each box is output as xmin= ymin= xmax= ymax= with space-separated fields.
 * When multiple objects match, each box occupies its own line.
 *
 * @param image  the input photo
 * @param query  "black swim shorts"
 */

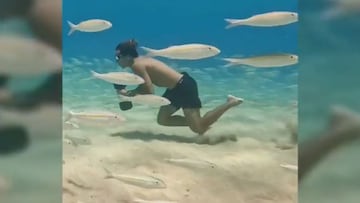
xmin=113 ymin=84 xmax=126 ymax=90
xmin=162 ymin=72 xmax=202 ymax=109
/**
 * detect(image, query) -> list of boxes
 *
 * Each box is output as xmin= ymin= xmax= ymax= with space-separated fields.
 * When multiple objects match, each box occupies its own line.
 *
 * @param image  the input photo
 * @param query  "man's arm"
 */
xmin=128 ymin=65 xmax=154 ymax=95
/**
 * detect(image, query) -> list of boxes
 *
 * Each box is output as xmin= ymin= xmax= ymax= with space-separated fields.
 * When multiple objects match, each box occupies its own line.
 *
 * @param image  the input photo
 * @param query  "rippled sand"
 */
xmin=63 ymin=113 xmax=297 ymax=203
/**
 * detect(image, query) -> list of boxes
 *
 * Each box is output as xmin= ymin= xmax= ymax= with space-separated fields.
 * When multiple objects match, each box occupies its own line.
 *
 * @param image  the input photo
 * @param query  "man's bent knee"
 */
xmin=157 ymin=115 xmax=168 ymax=126
xmin=189 ymin=123 xmax=207 ymax=135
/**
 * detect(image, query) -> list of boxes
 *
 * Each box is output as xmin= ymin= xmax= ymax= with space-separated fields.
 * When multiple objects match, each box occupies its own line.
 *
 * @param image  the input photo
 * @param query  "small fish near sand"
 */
xmin=222 ymin=54 xmax=298 ymax=68
xmin=0 ymin=36 xmax=61 ymax=76
xmin=64 ymin=110 xmax=126 ymax=127
xmin=63 ymin=138 xmax=78 ymax=147
xmin=65 ymin=110 xmax=126 ymax=128
xmin=140 ymin=43 xmax=221 ymax=60
xmin=103 ymin=168 xmax=166 ymax=189
xmin=90 ymin=70 xmax=145 ymax=86
xmin=132 ymin=198 xmax=178 ymax=203
xmin=65 ymin=110 xmax=126 ymax=122
xmin=280 ymin=163 xmax=298 ymax=172
xmin=225 ymin=11 xmax=298 ymax=29
xmin=63 ymin=121 xmax=80 ymax=130
xmin=119 ymin=94 xmax=171 ymax=107
xmin=64 ymin=134 xmax=90 ymax=146
xmin=67 ymin=19 xmax=112 ymax=36
xmin=164 ymin=158 xmax=217 ymax=169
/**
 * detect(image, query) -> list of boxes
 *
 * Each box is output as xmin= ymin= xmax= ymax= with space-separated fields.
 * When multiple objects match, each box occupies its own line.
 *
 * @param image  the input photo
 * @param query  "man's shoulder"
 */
xmin=134 ymin=57 xmax=162 ymax=68
xmin=132 ymin=58 xmax=147 ymax=68
xmin=132 ymin=58 xmax=151 ymax=74
xmin=136 ymin=56 xmax=160 ymax=63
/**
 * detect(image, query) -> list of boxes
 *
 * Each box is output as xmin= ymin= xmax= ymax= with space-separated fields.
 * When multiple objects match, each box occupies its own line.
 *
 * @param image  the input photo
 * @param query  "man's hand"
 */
xmin=118 ymin=89 xmax=137 ymax=97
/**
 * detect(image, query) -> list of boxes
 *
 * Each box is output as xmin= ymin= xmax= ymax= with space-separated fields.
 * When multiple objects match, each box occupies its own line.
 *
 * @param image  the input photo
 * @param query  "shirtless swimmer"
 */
xmin=114 ymin=39 xmax=243 ymax=135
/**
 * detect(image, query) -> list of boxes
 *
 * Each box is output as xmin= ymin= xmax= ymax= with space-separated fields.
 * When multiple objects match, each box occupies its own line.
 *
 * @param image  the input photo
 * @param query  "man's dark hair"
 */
xmin=115 ymin=39 xmax=139 ymax=58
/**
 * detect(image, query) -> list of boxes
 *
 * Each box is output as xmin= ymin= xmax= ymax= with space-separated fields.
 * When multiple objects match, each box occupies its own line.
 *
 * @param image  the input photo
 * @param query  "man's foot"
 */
xmin=227 ymin=95 xmax=243 ymax=107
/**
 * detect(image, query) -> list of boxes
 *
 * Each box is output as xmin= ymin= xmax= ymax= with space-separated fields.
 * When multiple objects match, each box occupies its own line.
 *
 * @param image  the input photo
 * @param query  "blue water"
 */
xmin=63 ymin=0 xmax=297 ymax=59
xmin=63 ymin=0 xmax=298 ymax=110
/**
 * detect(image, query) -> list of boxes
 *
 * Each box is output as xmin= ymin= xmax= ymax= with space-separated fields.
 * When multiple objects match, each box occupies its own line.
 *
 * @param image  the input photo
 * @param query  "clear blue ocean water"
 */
xmin=63 ymin=0 xmax=298 ymax=118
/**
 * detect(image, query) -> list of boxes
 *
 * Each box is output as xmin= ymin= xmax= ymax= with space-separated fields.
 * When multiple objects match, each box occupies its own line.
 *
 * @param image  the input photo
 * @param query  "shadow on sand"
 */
xmin=110 ymin=131 xmax=236 ymax=145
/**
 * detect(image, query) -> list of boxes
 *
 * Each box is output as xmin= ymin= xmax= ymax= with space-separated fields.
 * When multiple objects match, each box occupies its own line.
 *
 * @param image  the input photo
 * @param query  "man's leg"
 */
xmin=200 ymin=95 xmax=243 ymax=128
xmin=182 ymin=95 xmax=243 ymax=135
xmin=182 ymin=108 xmax=207 ymax=134
xmin=157 ymin=105 xmax=187 ymax=126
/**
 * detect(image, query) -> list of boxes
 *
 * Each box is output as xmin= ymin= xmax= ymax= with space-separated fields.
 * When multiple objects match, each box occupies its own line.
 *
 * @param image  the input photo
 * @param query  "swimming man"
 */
xmin=114 ymin=39 xmax=243 ymax=135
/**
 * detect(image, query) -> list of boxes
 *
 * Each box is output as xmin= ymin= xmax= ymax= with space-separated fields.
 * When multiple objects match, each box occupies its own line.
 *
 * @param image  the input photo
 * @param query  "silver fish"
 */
xmin=164 ymin=158 xmax=217 ymax=169
xmin=120 ymin=94 xmax=171 ymax=107
xmin=280 ymin=163 xmax=298 ymax=171
xmin=64 ymin=110 xmax=126 ymax=126
xmin=64 ymin=134 xmax=91 ymax=146
xmin=63 ymin=138 xmax=78 ymax=147
xmin=132 ymin=198 xmax=178 ymax=203
xmin=0 ymin=36 xmax=61 ymax=76
xmin=140 ymin=43 xmax=220 ymax=60
xmin=103 ymin=168 xmax=166 ymax=189
xmin=90 ymin=70 xmax=145 ymax=85
xmin=67 ymin=19 xmax=112 ymax=36
xmin=225 ymin=11 xmax=298 ymax=28
xmin=222 ymin=54 xmax=298 ymax=68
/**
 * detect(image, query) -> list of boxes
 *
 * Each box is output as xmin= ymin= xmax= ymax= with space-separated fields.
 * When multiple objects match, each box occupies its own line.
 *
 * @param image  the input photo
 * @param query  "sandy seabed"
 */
xmin=62 ymin=120 xmax=297 ymax=203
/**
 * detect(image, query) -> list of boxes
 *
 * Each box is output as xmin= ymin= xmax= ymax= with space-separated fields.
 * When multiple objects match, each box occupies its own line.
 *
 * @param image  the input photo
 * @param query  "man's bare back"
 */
xmin=132 ymin=57 xmax=182 ymax=89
